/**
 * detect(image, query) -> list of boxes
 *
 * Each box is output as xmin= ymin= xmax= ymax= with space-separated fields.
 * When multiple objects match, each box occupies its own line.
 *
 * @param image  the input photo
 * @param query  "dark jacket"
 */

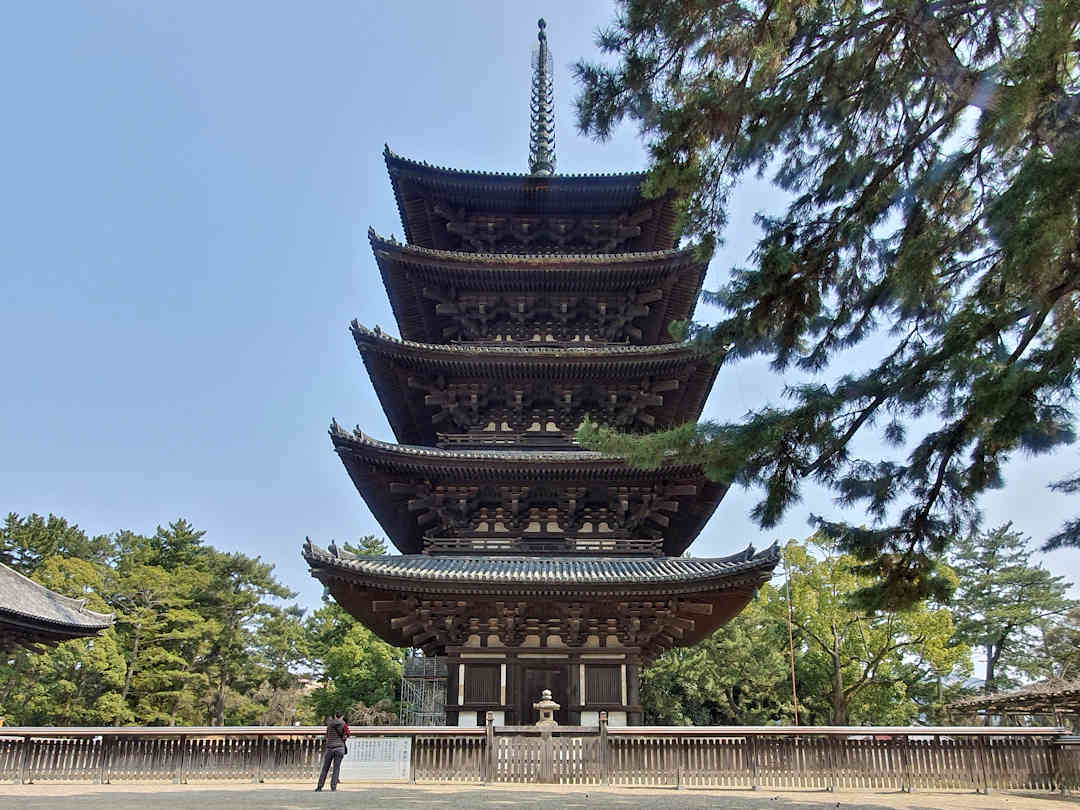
xmin=324 ymin=717 xmax=348 ymax=750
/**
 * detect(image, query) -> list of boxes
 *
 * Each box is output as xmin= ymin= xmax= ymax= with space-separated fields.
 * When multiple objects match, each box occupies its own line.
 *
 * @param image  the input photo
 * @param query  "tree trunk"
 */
xmin=214 ymin=674 xmax=227 ymax=726
xmin=831 ymin=645 xmax=846 ymax=724
xmin=121 ymin=625 xmax=141 ymax=702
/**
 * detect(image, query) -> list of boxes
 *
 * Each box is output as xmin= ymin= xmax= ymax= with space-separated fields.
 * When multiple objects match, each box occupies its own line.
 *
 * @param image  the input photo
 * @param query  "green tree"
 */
xmin=950 ymin=523 xmax=1076 ymax=693
xmin=777 ymin=541 xmax=968 ymax=724
xmin=641 ymin=538 xmax=970 ymax=725
xmin=198 ymin=550 xmax=296 ymax=725
xmin=255 ymin=604 xmax=310 ymax=724
xmin=306 ymin=616 xmax=402 ymax=724
xmin=641 ymin=592 xmax=793 ymax=724
xmin=1041 ymin=607 xmax=1080 ymax=679
xmin=108 ymin=555 xmax=211 ymax=724
xmin=344 ymin=535 xmax=389 ymax=557
xmin=1045 ymin=470 xmax=1080 ymax=550
xmin=575 ymin=0 xmax=1080 ymax=608
xmin=1 ymin=512 xmax=113 ymax=573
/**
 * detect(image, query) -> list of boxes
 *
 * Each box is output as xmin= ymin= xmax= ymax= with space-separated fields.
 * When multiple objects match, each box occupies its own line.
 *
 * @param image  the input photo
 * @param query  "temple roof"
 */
xmin=0 ymin=562 xmax=114 ymax=649
xmin=351 ymin=323 xmax=720 ymax=446
xmin=303 ymin=541 xmax=780 ymax=595
xmin=384 ymin=147 xmax=679 ymax=253
xmin=329 ymin=425 xmax=728 ymax=556
xmin=369 ymin=231 xmax=706 ymax=344
xmin=331 ymin=422 xmax=712 ymax=476
xmin=949 ymin=679 xmax=1080 ymax=717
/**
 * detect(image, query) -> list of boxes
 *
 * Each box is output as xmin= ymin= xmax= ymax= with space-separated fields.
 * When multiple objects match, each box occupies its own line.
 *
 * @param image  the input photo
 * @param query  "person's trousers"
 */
xmin=316 ymin=747 xmax=345 ymax=790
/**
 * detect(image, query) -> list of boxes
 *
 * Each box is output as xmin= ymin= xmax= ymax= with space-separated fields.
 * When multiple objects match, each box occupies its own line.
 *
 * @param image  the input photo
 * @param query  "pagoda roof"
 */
xmin=329 ymin=425 xmax=728 ymax=556
xmin=351 ymin=323 xmax=720 ymax=446
xmin=384 ymin=147 xmax=679 ymax=252
xmin=303 ymin=541 xmax=780 ymax=595
xmin=0 ymin=562 xmax=114 ymax=649
xmin=369 ymin=231 xmax=706 ymax=344
xmin=304 ymin=541 xmax=779 ymax=654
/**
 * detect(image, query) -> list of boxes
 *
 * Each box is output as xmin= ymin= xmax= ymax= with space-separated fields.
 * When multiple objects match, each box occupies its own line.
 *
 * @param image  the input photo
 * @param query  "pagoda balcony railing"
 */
xmin=422 ymin=536 xmax=663 ymax=556
xmin=437 ymin=432 xmax=576 ymax=449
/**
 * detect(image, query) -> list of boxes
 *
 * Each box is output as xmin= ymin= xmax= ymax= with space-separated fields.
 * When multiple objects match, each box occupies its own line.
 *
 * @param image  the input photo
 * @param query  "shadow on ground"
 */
xmin=0 ymin=784 xmax=1077 ymax=809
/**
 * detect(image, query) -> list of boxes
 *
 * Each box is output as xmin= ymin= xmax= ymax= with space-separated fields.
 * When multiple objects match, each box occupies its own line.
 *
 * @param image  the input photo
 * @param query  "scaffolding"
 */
xmin=399 ymin=654 xmax=447 ymax=726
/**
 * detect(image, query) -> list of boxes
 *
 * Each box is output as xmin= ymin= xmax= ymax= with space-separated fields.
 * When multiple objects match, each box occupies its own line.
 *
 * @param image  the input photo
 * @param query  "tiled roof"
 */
xmin=304 ymin=541 xmax=780 ymax=587
xmin=329 ymin=422 xmax=698 ymax=470
xmin=0 ymin=562 xmax=114 ymax=631
xmin=351 ymin=322 xmax=716 ymax=362
xmin=384 ymin=145 xmax=645 ymax=182
xmin=369 ymin=229 xmax=697 ymax=266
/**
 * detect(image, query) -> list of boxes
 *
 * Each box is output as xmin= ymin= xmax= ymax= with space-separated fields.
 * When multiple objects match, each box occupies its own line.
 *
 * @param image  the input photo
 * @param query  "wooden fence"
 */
xmin=2 ymin=719 xmax=1077 ymax=793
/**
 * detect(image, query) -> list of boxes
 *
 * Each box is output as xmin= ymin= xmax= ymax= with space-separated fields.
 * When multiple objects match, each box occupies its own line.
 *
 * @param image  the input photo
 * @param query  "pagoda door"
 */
xmin=519 ymin=664 xmax=567 ymax=725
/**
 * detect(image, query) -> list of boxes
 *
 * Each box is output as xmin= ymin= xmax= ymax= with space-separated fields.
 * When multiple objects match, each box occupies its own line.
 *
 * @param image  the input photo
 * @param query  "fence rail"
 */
xmin=1 ymin=719 xmax=1077 ymax=792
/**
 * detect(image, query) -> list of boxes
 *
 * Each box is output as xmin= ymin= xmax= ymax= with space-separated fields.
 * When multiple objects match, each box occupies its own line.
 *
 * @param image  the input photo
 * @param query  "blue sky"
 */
xmin=2 ymin=1 xmax=1076 ymax=610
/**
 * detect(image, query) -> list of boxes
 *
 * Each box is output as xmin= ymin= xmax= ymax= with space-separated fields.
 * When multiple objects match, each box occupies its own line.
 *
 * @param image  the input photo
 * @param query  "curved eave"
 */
xmin=383 ymin=147 xmax=678 ymax=252
xmin=369 ymin=232 xmax=706 ymax=345
xmin=0 ymin=562 xmax=114 ymax=649
xmin=351 ymin=323 xmax=720 ymax=446
xmin=329 ymin=426 xmax=728 ymax=555
xmin=304 ymin=543 xmax=779 ymax=651
xmin=304 ymin=542 xmax=779 ymax=591
xmin=0 ymin=612 xmax=112 ymax=649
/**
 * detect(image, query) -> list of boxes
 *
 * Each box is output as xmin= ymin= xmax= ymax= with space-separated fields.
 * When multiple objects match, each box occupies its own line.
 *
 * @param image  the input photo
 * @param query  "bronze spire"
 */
xmin=528 ymin=18 xmax=556 ymax=176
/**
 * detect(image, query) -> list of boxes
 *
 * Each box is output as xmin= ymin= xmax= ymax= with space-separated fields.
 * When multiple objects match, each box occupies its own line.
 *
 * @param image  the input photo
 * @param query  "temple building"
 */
xmin=0 ymin=561 xmax=114 ymax=650
xmin=304 ymin=19 xmax=779 ymax=727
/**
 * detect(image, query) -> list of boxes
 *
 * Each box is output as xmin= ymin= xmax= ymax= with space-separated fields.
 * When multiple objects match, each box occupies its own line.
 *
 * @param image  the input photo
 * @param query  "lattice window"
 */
xmin=585 ymin=665 xmax=621 ymax=705
xmin=464 ymin=664 xmax=500 ymax=704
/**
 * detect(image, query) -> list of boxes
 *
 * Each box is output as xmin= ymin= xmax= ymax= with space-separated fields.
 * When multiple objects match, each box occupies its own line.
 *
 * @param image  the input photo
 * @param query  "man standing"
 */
xmin=315 ymin=711 xmax=349 ymax=791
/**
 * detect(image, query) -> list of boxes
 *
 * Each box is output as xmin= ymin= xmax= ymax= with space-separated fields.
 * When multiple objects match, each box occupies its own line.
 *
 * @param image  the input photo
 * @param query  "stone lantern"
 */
xmin=533 ymin=689 xmax=560 ymax=727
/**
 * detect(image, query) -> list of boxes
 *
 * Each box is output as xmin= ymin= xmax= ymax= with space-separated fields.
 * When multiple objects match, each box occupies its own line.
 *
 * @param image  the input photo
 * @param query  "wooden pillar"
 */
xmin=627 ymin=657 xmax=642 ymax=724
xmin=446 ymin=660 xmax=460 ymax=726
xmin=567 ymin=658 xmax=581 ymax=725
xmin=599 ymin=711 xmax=610 ymax=785
xmin=484 ymin=712 xmax=495 ymax=783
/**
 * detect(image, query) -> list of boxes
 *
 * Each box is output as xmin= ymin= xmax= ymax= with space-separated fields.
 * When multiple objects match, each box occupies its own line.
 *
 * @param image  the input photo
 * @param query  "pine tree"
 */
xmin=574 ymin=0 xmax=1080 ymax=607
xmin=950 ymin=523 xmax=1076 ymax=694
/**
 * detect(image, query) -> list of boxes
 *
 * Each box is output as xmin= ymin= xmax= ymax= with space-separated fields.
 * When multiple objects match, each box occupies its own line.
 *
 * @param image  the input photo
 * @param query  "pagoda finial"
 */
xmin=529 ymin=18 xmax=556 ymax=177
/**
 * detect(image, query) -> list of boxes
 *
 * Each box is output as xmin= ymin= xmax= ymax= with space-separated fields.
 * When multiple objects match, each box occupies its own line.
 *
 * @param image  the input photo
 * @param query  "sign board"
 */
xmin=338 ymin=737 xmax=411 ymax=781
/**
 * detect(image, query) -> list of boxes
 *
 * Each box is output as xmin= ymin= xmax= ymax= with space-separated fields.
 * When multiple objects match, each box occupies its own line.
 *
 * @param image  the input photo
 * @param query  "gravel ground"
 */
xmin=0 ymin=783 xmax=1077 ymax=809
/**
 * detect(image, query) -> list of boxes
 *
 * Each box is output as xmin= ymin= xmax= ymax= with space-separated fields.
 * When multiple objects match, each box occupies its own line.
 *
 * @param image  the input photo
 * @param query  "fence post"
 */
xmin=408 ymin=735 xmax=416 ymax=784
xmin=748 ymin=734 xmax=759 ymax=790
xmin=254 ymin=734 xmax=265 ymax=784
xmin=599 ymin=712 xmax=610 ymax=786
xmin=900 ymin=735 xmax=912 ymax=793
xmin=97 ymin=735 xmax=111 ymax=785
xmin=824 ymin=735 xmax=835 ymax=792
xmin=978 ymin=735 xmax=991 ymax=794
xmin=485 ymin=712 xmax=494 ymax=784
xmin=1051 ymin=738 xmax=1063 ymax=793
xmin=675 ymin=737 xmax=683 ymax=790
xmin=540 ymin=730 xmax=554 ymax=784
xmin=19 ymin=736 xmax=32 ymax=785
xmin=177 ymin=735 xmax=187 ymax=785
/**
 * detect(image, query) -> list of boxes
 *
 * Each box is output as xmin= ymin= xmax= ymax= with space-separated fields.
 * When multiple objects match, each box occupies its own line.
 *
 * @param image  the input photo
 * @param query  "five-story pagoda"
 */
xmin=304 ymin=19 xmax=779 ymax=727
